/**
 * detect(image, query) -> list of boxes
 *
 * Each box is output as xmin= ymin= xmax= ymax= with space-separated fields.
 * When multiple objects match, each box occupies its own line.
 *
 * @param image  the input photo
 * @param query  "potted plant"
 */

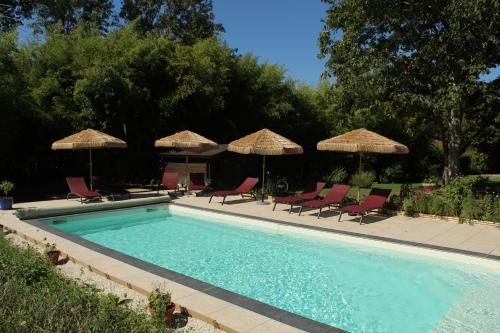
xmin=148 ymin=285 xmax=175 ymax=326
xmin=44 ymin=243 xmax=61 ymax=265
xmin=0 ymin=181 xmax=15 ymax=210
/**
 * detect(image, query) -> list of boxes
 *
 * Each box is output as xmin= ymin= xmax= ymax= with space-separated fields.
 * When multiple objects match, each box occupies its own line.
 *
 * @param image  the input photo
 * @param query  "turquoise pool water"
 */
xmin=43 ymin=205 xmax=500 ymax=333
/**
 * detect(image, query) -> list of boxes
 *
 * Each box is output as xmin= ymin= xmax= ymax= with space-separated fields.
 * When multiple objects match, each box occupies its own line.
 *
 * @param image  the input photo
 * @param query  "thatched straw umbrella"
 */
xmin=317 ymin=128 xmax=409 ymax=156
xmin=52 ymin=129 xmax=127 ymax=190
xmin=317 ymin=128 xmax=409 ymax=198
xmin=228 ymin=129 xmax=303 ymax=203
xmin=318 ymin=128 xmax=409 ymax=170
xmin=154 ymin=130 xmax=217 ymax=192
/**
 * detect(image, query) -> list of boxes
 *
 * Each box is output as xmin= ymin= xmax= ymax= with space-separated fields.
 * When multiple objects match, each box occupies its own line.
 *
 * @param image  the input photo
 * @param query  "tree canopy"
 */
xmin=319 ymin=0 xmax=500 ymax=182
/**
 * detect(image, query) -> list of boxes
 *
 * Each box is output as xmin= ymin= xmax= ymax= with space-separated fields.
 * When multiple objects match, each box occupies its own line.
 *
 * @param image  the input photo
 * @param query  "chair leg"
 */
xmin=241 ymin=194 xmax=244 ymax=199
xmin=317 ymin=207 xmax=322 ymax=219
xmin=359 ymin=214 xmax=364 ymax=225
xmin=338 ymin=212 xmax=343 ymax=222
xmin=289 ymin=203 xmax=293 ymax=213
xmin=222 ymin=196 xmax=226 ymax=205
xmin=209 ymin=195 xmax=213 ymax=203
xmin=298 ymin=206 xmax=303 ymax=216
xmin=273 ymin=202 xmax=277 ymax=211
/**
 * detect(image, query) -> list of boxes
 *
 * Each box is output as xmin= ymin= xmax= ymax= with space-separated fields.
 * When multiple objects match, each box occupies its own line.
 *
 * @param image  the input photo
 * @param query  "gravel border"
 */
xmin=5 ymin=233 xmax=224 ymax=333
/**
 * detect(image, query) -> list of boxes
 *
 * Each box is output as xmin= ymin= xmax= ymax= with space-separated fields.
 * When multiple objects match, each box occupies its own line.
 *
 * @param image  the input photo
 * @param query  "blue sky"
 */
xmin=213 ymin=0 xmax=330 ymax=85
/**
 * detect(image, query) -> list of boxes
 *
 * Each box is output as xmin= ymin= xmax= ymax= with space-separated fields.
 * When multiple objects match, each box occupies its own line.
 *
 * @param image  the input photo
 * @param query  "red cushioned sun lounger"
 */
xmin=273 ymin=182 xmax=326 ymax=212
xmin=338 ymin=188 xmax=391 ymax=224
xmin=298 ymin=184 xmax=351 ymax=218
xmin=66 ymin=177 xmax=102 ymax=203
xmin=209 ymin=177 xmax=259 ymax=205
xmin=158 ymin=172 xmax=179 ymax=193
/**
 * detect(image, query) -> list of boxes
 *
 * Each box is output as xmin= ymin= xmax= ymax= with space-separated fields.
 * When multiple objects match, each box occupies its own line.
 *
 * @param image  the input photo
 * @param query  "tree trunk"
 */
xmin=443 ymin=108 xmax=462 ymax=183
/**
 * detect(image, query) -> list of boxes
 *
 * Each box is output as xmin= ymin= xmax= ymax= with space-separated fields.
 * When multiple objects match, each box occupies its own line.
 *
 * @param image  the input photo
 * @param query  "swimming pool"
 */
xmin=41 ymin=205 xmax=500 ymax=333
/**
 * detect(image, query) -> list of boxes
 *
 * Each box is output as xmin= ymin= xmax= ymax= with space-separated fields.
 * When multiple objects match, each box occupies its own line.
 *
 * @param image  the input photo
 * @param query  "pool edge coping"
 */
xmin=16 ymin=206 xmax=345 ymax=333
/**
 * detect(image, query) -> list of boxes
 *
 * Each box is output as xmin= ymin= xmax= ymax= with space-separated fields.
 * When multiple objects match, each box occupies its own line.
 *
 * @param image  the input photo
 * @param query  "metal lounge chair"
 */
xmin=338 ymin=188 xmax=392 ymax=224
xmin=209 ymin=177 xmax=259 ymax=205
xmin=66 ymin=177 xmax=102 ymax=203
xmin=273 ymin=182 xmax=326 ymax=212
xmin=298 ymin=184 xmax=351 ymax=218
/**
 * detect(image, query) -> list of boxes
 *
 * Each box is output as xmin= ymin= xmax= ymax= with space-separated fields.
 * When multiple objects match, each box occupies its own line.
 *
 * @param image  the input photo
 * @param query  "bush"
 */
xmin=402 ymin=196 xmax=417 ymax=216
xmin=324 ymin=167 xmax=348 ymax=185
xmin=400 ymin=176 xmax=499 ymax=223
xmin=0 ymin=235 xmax=172 ymax=333
xmin=350 ymin=171 xmax=376 ymax=188
xmin=379 ymin=164 xmax=405 ymax=183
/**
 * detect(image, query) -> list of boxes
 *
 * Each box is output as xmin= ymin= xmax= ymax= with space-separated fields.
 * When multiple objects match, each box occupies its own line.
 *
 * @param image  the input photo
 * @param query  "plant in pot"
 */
xmin=44 ymin=243 xmax=61 ymax=265
xmin=148 ymin=285 xmax=175 ymax=326
xmin=0 ymin=181 xmax=15 ymax=210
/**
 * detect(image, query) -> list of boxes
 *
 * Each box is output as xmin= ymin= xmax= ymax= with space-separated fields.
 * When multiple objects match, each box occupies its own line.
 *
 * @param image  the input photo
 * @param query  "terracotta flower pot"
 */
xmin=149 ymin=303 xmax=176 ymax=326
xmin=46 ymin=250 xmax=61 ymax=265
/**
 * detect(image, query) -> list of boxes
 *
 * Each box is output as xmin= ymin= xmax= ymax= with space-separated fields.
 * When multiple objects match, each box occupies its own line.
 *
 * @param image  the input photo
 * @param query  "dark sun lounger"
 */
xmin=298 ymin=184 xmax=351 ymax=218
xmin=209 ymin=177 xmax=259 ymax=205
xmin=338 ymin=188 xmax=391 ymax=224
xmin=273 ymin=182 xmax=326 ymax=212
xmin=66 ymin=177 xmax=102 ymax=203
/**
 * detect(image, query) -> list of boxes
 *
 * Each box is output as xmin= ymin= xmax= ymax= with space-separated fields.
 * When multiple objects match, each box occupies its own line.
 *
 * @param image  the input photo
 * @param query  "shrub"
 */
xmin=402 ymin=197 xmax=417 ymax=216
xmin=350 ymin=171 xmax=376 ymax=188
xmin=400 ymin=176 xmax=499 ymax=223
xmin=379 ymin=164 xmax=405 ymax=183
xmin=459 ymin=192 xmax=476 ymax=224
xmin=324 ymin=167 xmax=348 ymax=185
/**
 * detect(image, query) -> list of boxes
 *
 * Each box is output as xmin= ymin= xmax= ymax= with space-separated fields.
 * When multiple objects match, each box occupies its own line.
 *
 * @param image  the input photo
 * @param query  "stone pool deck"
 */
xmin=1 ymin=195 xmax=500 ymax=333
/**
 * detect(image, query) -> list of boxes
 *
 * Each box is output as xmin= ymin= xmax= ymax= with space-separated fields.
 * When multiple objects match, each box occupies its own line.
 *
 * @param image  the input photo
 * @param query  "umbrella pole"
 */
xmin=89 ymin=148 xmax=93 ymax=191
xmin=185 ymin=155 xmax=189 ymax=196
xmin=262 ymin=155 xmax=266 ymax=202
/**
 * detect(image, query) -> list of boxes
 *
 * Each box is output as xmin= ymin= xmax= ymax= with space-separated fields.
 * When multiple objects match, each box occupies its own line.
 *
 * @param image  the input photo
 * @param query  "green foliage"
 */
xmin=443 ymin=176 xmax=487 ymax=216
xmin=148 ymin=285 xmax=172 ymax=318
xmin=0 ymin=181 xmax=14 ymax=197
xmin=324 ymin=167 xmax=348 ymax=185
xmin=0 ymin=234 xmax=172 ymax=332
xmin=319 ymin=0 xmax=500 ymax=182
xmin=402 ymin=197 xmax=417 ymax=217
xmin=462 ymin=148 xmax=489 ymax=174
xmin=43 ymin=242 xmax=57 ymax=255
xmin=120 ymin=0 xmax=224 ymax=43
xmin=379 ymin=164 xmax=405 ymax=183
xmin=401 ymin=176 xmax=499 ymax=222
xmin=459 ymin=192 xmax=477 ymax=224
xmin=350 ymin=171 xmax=376 ymax=189
xmin=33 ymin=0 xmax=114 ymax=34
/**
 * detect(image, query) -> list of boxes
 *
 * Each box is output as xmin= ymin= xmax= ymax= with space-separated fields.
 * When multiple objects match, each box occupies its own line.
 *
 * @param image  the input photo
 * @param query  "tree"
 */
xmin=119 ymin=0 xmax=224 ymax=44
xmin=34 ymin=0 xmax=113 ymax=34
xmin=0 ymin=0 xmax=33 ymax=31
xmin=319 ymin=0 xmax=500 ymax=183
